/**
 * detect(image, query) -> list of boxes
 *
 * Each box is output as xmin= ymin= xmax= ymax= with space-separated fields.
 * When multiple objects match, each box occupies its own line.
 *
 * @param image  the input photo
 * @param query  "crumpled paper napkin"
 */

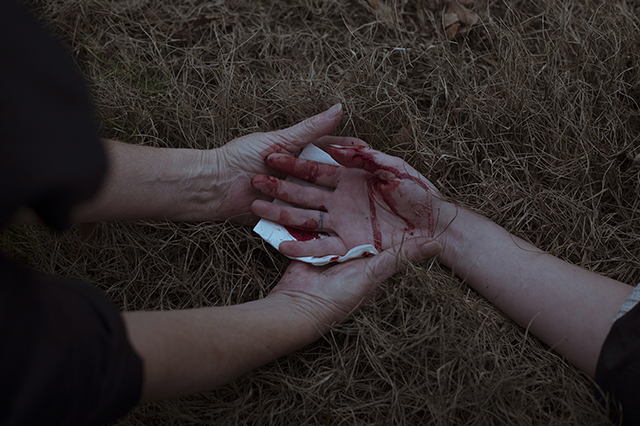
xmin=253 ymin=144 xmax=379 ymax=266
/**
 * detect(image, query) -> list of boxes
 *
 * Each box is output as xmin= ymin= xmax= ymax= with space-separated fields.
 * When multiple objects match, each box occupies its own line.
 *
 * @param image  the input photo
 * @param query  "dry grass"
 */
xmin=3 ymin=0 xmax=640 ymax=424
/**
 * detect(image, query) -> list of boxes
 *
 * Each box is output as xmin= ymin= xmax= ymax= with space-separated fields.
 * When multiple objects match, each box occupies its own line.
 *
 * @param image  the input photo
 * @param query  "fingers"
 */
xmin=252 ymin=200 xmax=334 ymax=232
xmin=251 ymin=175 xmax=330 ymax=210
xmin=327 ymin=145 xmax=400 ymax=179
xmin=365 ymin=237 xmax=442 ymax=282
xmin=327 ymin=145 xmax=431 ymax=187
xmin=279 ymin=237 xmax=348 ymax=257
xmin=276 ymin=104 xmax=344 ymax=152
xmin=265 ymin=153 xmax=342 ymax=188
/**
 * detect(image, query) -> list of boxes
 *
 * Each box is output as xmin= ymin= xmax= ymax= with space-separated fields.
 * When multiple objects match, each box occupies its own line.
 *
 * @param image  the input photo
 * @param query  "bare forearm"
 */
xmin=438 ymin=204 xmax=633 ymax=376
xmin=71 ymin=139 xmax=229 ymax=223
xmin=122 ymin=294 xmax=326 ymax=402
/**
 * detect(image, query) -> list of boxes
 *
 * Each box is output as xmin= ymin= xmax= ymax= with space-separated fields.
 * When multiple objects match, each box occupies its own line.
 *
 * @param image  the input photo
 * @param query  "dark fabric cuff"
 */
xmin=1 ymin=257 xmax=143 ymax=425
xmin=594 ymin=300 xmax=640 ymax=425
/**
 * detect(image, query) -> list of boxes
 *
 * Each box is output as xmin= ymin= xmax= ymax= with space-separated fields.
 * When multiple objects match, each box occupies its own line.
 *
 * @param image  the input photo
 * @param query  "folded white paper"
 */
xmin=253 ymin=144 xmax=379 ymax=266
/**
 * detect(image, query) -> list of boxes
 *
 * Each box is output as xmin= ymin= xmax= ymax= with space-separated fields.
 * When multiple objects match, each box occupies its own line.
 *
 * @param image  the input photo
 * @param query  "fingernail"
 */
xmin=420 ymin=240 xmax=442 ymax=258
xmin=329 ymin=144 xmax=350 ymax=150
xmin=325 ymin=103 xmax=343 ymax=119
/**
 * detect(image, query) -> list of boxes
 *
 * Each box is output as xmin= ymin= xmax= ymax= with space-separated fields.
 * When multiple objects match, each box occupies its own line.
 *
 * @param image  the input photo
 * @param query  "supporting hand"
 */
xmin=68 ymin=105 xmax=367 ymax=224
xmin=125 ymin=236 xmax=441 ymax=402
xmin=214 ymin=104 xmax=368 ymax=224
xmin=267 ymin=236 xmax=443 ymax=329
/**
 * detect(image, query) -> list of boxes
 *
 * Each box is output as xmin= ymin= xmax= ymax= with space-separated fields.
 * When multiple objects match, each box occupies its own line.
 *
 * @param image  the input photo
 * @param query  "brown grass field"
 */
xmin=3 ymin=0 xmax=640 ymax=424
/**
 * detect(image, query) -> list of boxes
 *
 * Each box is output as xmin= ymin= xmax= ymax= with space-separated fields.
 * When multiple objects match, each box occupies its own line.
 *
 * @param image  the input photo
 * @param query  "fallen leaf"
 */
xmin=443 ymin=0 xmax=478 ymax=39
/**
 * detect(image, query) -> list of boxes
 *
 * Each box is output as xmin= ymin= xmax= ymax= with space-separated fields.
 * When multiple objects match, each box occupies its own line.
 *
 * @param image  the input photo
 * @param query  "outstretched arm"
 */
xmin=11 ymin=104 xmax=367 ymax=226
xmin=437 ymin=206 xmax=633 ymax=377
xmin=122 ymin=237 xmax=442 ymax=402
xmin=251 ymin=145 xmax=635 ymax=377
xmin=71 ymin=104 xmax=367 ymax=224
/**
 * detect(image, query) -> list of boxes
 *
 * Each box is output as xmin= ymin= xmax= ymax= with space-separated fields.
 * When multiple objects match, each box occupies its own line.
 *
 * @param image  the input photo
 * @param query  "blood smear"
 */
xmin=284 ymin=226 xmax=328 ymax=241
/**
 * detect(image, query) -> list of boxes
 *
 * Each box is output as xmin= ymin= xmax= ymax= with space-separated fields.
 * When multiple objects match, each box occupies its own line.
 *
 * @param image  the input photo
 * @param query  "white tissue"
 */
xmin=253 ymin=144 xmax=379 ymax=266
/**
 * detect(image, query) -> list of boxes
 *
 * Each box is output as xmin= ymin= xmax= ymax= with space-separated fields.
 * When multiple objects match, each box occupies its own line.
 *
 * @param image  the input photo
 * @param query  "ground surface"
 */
xmin=3 ymin=0 xmax=640 ymax=424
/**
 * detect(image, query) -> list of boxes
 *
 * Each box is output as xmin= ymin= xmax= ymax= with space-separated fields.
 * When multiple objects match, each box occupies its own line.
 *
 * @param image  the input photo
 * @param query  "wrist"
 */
xmin=178 ymin=147 xmax=231 ymax=222
xmin=430 ymin=198 xmax=467 ymax=268
xmin=265 ymin=290 xmax=342 ymax=336
xmin=137 ymin=146 xmax=226 ymax=222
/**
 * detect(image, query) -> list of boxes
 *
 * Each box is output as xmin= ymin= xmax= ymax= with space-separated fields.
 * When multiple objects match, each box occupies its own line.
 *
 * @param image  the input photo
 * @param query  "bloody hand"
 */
xmin=251 ymin=145 xmax=446 ymax=258
xmin=214 ymin=104 xmax=367 ymax=224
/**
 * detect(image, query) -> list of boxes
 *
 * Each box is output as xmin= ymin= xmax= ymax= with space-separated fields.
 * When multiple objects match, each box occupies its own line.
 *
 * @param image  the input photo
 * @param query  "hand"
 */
xmin=214 ymin=104 xmax=367 ymax=224
xmin=250 ymin=145 xmax=450 ymax=258
xmin=267 ymin=237 xmax=443 ymax=328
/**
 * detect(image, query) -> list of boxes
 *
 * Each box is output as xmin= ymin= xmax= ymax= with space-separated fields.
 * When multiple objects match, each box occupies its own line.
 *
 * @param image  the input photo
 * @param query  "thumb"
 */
xmin=366 ymin=237 xmax=442 ymax=283
xmin=276 ymin=104 xmax=343 ymax=152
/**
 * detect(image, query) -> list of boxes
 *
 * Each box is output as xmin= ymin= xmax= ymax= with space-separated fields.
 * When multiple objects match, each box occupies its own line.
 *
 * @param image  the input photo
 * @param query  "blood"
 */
xmin=285 ymin=226 xmax=328 ymax=241
xmin=354 ymin=145 xmax=435 ymax=244
xmin=260 ymin=143 xmax=284 ymax=160
xmin=266 ymin=154 xmax=337 ymax=184
xmin=252 ymin=175 xmax=280 ymax=193
xmin=278 ymin=210 xmax=291 ymax=223
xmin=341 ymin=147 xmax=430 ymax=187
xmin=300 ymin=218 xmax=318 ymax=230
xmin=360 ymin=252 xmax=373 ymax=258
xmin=369 ymin=177 xmax=421 ymax=236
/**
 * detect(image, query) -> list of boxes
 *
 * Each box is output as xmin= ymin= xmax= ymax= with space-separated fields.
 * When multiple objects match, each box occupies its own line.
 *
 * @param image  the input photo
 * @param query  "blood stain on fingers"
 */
xmin=252 ymin=175 xmax=280 ymax=194
xmin=278 ymin=209 xmax=292 ymax=223
xmin=266 ymin=154 xmax=337 ymax=184
xmin=298 ymin=218 xmax=319 ymax=230
xmin=252 ymin=175 xmax=299 ymax=205
xmin=259 ymin=143 xmax=285 ymax=159
xmin=332 ymin=147 xmax=434 ymax=194
xmin=330 ymin=146 xmax=400 ymax=179
xmin=285 ymin=226 xmax=328 ymax=241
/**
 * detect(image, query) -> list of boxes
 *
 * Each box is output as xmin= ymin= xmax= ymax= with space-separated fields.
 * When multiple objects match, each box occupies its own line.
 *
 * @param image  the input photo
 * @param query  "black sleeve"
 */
xmin=0 ymin=0 xmax=106 ymax=230
xmin=0 ymin=1 xmax=143 ymax=424
xmin=0 ymin=257 xmax=143 ymax=425
xmin=595 ymin=301 xmax=640 ymax=425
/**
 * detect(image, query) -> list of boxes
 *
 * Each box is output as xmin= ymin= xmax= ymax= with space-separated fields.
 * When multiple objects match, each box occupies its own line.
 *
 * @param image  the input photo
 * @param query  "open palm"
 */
xmin=251 ymin=145 xmax=445 ymax=258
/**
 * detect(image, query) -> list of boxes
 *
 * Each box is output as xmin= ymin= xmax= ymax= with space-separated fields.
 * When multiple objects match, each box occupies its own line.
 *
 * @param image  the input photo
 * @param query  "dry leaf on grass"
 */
xmin=443 ymin=0 xmax=478 ymax=39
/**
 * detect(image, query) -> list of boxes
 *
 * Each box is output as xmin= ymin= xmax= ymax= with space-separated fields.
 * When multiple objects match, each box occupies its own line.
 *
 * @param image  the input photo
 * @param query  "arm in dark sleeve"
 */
xmin=595 ymin=298 xmax=640 ymax=425
xmin=0 ymin=2 xmax=142 ymax=424
xmin=0 ymin=257 xmax=142 ymax=425
xmin=0 ymin=0 xmax=106 ymax=230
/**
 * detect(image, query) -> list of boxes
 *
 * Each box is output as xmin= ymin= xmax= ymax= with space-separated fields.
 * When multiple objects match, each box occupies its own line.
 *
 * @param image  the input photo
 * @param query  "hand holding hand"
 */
xmin=214 ymin=105 xmax=367 ymax=224
xmin=251 ymin=146 xmax=450 ymax=258
xmin=267 ymin=237 xmax=442 ymax=328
